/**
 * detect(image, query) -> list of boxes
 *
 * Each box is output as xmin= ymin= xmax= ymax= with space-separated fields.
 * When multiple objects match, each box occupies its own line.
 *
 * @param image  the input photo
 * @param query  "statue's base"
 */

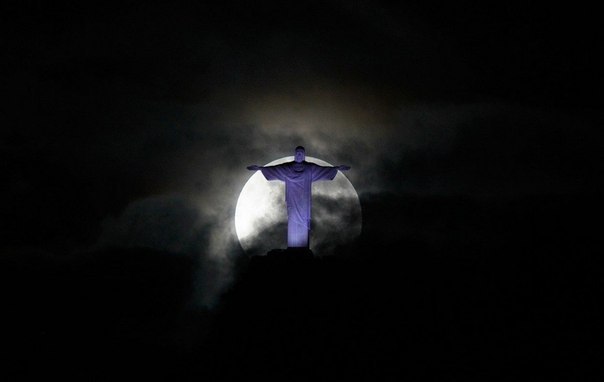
xmin=266 ymin=247 xmax=314 ymax=258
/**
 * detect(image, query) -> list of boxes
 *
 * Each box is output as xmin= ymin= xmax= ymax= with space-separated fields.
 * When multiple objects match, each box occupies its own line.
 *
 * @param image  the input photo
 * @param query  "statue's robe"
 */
xmin=260 ymin=161 xmax=338 ymax=248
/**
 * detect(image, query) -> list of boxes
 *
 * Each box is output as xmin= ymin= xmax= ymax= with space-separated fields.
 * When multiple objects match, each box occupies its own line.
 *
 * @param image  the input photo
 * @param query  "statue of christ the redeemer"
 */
xmin=247 ymin=146 xmax=350 ymax=248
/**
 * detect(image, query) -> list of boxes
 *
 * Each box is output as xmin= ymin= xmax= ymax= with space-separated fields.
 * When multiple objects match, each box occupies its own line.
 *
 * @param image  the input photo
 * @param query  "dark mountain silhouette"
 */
xmin=200 ymin=242 xmax=598 ymax=380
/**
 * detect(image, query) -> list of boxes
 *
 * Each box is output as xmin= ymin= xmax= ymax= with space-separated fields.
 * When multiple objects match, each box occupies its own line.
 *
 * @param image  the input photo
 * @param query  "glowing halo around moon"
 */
xmin=235 ymin=156 xmax=362 ymax=255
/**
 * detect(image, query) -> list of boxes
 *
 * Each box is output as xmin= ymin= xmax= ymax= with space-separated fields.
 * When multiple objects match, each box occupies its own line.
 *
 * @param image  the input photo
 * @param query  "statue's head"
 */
xmin=294 ymin=146 xmax=305 ymax=163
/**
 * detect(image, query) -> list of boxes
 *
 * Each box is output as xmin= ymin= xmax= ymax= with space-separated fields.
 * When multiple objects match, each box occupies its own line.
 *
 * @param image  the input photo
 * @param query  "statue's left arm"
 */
xmin=311 ymin=163 xmax=350 ymax=181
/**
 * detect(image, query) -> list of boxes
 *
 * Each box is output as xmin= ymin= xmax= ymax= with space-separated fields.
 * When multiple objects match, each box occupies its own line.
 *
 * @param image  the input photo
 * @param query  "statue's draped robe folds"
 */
xmin=260 ymin=161 xmax=338 ymax=248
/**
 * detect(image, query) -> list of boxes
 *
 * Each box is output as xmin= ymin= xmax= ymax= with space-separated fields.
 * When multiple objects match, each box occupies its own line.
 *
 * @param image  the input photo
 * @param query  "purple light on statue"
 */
xmin=247 ymin=146 xmax=351 ymax=249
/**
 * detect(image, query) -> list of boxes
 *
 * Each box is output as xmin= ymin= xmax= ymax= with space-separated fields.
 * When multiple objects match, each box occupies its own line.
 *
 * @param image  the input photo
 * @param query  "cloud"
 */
xmin=372 ymin=102 xmax=602 ymax=196
xmin=95 ymin=194 xmax=239 ymax=308
xmin=97 ymin=195 xmax=207 ymax=254
xmin=311 ymin=194 xmax=363 ymax=254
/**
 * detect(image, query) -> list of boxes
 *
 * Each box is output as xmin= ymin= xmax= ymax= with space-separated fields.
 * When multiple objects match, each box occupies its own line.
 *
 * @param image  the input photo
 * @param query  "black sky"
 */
xmin=2 ymin=1 xmax=603 ymax=379
xmin=4 ymin=1 xmax=601 ymax=248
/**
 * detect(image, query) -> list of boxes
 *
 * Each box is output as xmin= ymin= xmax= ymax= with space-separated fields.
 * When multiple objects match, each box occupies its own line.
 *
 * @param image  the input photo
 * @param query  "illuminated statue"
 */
xmin=247 ymin=146 xmax=350 ymax=248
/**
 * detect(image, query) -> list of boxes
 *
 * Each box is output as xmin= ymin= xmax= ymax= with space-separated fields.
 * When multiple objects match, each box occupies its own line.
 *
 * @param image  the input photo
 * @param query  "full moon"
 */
xmin=235 ymin=156 xmax=362 ymax=255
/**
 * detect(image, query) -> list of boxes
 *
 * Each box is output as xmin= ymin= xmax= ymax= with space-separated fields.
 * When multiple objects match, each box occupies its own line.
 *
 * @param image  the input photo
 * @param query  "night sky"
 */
xmin=3 ymin=1 xmax=603 ymax=379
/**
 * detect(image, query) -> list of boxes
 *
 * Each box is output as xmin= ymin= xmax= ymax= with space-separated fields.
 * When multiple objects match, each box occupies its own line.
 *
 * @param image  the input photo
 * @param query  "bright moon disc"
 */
xmin=235 ymin=156 xmax=362 ymax=255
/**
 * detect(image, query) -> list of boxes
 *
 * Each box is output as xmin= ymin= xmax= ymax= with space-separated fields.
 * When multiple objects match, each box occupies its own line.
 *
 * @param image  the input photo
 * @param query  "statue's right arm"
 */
xmin=247 ymin=165 xmax=261 ymax=171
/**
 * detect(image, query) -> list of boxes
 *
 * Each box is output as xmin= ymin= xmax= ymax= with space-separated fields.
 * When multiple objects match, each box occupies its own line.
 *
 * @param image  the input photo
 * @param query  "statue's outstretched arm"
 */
xmin=248 ymin=164 xmax=286 ymax=171
xmin=249 ymin=163 xmax=288 ymax=181
xmin=336 ymin=165 xmax=351 ymax=171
